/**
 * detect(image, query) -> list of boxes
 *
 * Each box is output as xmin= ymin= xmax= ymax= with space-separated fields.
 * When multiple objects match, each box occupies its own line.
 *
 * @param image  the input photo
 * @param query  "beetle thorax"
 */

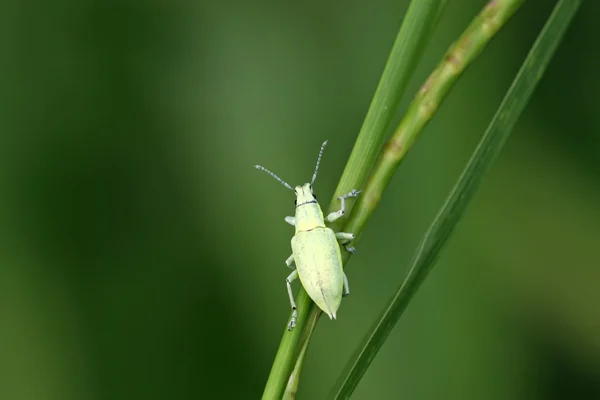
xmin=294 ymin=183 xmax=325 ymax=233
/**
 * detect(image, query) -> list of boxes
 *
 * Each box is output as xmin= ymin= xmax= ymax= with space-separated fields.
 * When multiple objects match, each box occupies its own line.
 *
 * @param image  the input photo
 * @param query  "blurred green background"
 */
xmin=1 ymin=0 xmax=599 ymax=399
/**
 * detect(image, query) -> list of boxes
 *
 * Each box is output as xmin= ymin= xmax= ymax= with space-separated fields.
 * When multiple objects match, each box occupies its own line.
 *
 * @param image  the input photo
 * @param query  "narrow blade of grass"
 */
xmin=346 ymin=0 xmax=526 ymax=239
xmin=328 ymin=0 xmax=447 ymax=212
xmin=261 ymin=1 xmax=447 ymax=399
xmin=281 ymin=312 xmax=319 ymax=400
xmin=330 ymin=1 xmax=581 ymax=398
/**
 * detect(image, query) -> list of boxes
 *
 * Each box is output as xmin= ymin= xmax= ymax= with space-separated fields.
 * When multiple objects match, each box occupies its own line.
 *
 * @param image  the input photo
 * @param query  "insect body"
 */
xmin=255 ymin=140 xmax=360 ymax=330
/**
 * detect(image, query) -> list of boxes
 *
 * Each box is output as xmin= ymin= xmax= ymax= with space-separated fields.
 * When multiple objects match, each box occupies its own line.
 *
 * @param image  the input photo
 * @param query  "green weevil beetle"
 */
xmin=255 ymin=140 xmax=360 ymax=330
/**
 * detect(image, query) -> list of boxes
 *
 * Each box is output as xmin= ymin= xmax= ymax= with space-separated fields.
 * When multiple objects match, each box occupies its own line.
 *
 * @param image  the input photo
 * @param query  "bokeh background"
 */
xmin=1 ymin=0 xmax=599 ymax=399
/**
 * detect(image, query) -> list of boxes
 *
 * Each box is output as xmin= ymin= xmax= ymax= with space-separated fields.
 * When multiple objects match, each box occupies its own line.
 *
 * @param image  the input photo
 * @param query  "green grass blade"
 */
xmin=328 ymin=0 xmax=447 ymax=210
xmin=261 ymin=1 xmax=447 ymax=399
xmin=281 ymin=312 xmax=318 ymax=400
xmin=346 ymin=0 xmax=526 ymax=238
xmin=330 ymin=1 xmax=581 ymax=398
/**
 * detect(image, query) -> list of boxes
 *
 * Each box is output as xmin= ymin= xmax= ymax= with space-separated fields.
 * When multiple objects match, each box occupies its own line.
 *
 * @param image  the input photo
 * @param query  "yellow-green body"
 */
xmin=255 ymin=139 xmax=358 ymax=329
xmin=291 ymin=183 xmax=344 ymax=318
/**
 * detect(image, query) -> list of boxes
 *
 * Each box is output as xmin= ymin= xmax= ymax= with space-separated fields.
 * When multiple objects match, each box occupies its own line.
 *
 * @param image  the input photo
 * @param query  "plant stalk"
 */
xmin=347 ymin=0 xmax=526 ymax=238
xmin=331 ymin=0 xmax=580 ymax=397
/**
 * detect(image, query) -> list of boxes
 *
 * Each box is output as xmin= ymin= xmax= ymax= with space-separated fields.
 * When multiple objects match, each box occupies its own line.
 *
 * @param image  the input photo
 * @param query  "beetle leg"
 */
xmin=326 ymin=189 xmax=361 ymax=222
xmin=284 ymin=216 xmax=296 ymax=226
xmin=285 ymin=254 xmax=295 ymax=269
xmin=343 ymin=273 xmax=350 ymax=297
xmin=335 ymin=232 xmax=354 ymax=242
xmin=344 ymin=245 xmax=356 ymax=254
xmin=286 ymin=270 xmax=299 ymax=330
xmin=336 ymin=232 xmax=357 ymax=254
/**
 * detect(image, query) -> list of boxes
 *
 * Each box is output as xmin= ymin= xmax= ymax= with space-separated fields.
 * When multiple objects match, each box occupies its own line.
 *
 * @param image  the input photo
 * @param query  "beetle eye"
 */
xmin=294 ymin=199 xmax=297 ymax=205
xmin=313 ymin=195 xmax=317 ymax=200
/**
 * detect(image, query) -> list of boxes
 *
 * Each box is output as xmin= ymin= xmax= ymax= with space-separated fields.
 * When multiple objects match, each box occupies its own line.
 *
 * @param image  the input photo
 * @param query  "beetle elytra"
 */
xmin=255 ymin=140 xmax=360 ymax=330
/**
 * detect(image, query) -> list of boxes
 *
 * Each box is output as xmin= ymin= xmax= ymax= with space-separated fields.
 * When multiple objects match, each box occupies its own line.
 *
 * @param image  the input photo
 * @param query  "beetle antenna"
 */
xmin=311 ymin=140 xmax=328 ymax=185
xmin=255 ymin=165 xmax=294 ymax=190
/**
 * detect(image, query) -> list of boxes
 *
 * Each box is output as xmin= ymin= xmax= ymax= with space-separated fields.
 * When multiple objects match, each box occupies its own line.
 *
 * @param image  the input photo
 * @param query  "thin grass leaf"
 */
xmin=330 ymin=1 xmax=581 ymax=398
xmin=328 ymin=0 xmax=447 ymax=213
xmin=281 ymin=311 xmax=319 ymax=400
xmin=346 ymin=0 xmax=526 ymax=238
xmin=261 ymin=1 xmax=447 ymax=398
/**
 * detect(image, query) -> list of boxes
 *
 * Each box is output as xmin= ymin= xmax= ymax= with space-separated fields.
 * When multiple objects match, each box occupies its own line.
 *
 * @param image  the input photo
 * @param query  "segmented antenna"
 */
xmin=255 ymin=165 xmax=293 ymax=190
xmin=311 ymin=140 xmax=328 ymax=185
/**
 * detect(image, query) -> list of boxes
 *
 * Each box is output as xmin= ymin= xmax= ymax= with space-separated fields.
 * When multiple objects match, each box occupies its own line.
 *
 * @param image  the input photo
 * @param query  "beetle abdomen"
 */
xmin=291 ymin=228 xmax=344 ymax=319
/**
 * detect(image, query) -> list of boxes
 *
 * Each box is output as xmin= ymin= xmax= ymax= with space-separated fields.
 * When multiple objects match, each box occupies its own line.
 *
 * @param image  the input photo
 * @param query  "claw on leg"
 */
xmin=326 ymin=189 xmax=361 ymax=223
xmin=288 ymin=310 xmax=298 ymax=330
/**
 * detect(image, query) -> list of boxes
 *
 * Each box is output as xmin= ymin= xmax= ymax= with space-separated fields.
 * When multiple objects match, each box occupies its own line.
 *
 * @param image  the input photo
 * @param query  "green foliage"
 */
xmin=262 ymin=1 xmax=447 ymax=398
xmin=331 ymin=1 xmax=581 ymax=397
xmin=266 ymin=0 xmax=583 ymax=397
xmin=0 ymin=1 xmax=596 ymax=400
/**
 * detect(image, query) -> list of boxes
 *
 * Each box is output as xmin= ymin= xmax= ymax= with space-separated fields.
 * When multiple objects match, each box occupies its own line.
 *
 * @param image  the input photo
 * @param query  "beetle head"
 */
xmin=294 ymin=183 xmax=317 ymax=207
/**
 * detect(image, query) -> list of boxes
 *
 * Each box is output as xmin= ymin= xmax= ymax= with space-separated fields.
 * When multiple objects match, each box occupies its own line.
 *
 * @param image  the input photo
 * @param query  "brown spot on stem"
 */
xmin=445 ymin=52 xmax=460 ymax=68
xmin=384 ymin=137 xmax=403 ymax=156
